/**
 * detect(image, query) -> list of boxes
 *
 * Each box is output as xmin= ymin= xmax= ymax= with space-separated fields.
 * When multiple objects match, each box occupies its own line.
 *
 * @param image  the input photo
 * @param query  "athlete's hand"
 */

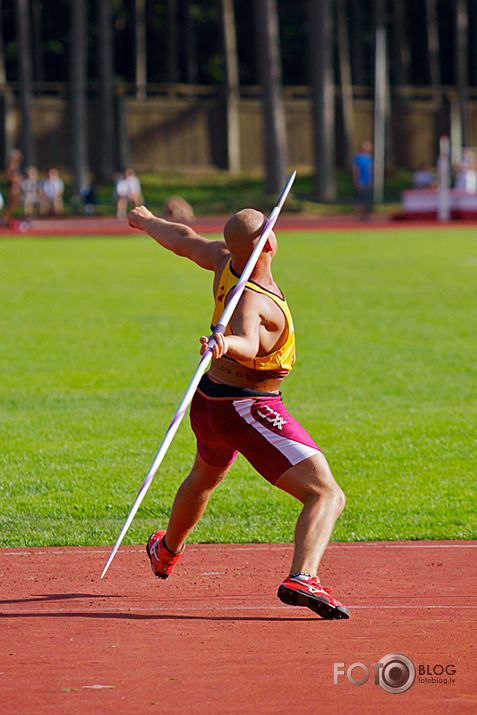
xmin=200 ymin=332 xmax=228 ymax=359
xmin=128 ymin=205 xmax=154 ymax=230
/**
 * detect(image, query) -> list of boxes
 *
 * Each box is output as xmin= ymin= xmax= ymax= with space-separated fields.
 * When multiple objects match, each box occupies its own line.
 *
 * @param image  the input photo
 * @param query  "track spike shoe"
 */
xmin=146 ymin=530 xmax=184 ymax=579
xmin=278 ymin=574 xmax=350 ymax=619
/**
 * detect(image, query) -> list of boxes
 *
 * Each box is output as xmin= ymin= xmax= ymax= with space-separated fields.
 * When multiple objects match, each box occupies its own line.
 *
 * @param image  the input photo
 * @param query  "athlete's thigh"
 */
xmin=230 ymin=396 xmax=321 ymax=485
xmin=190 ymin=391 xmax=238 ymax=469
xmin=187 ymin=449 xmax=232 ymax=491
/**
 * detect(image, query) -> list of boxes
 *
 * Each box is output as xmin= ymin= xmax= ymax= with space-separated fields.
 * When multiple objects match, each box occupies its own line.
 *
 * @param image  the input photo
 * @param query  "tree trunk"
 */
xmin=220 ymin=0 xmax=240 ymax=172
xmin=135 ymin=0 xmax=147 ymax=99
xmin=392 ymin=0 xmax=411 ymax=87
xmin=373 ymin=0 xmax=393 ymax=172
xmin=373 ymin=24 xmax=386 ymax=205
xmin=70 ymin=0 xmax=88 ymax=194
xmin=14 ymin=0 xmax=35 ymax=167
xmin=307 ymin=0 xmax=336 ymax=202
xmin=336 ymin=0 xmax=355 ymax=167
xmin=254 ymin=0 xmax=287 ymax=195
xmin=167 ymin=0 xmax=179 ymax=83
xmin=348 ymin=0 xmax=364 ymax=86
xmin=184 ymin=0 xmax=198 ymax=84
xmin=469 ymin=0 xmax=477 ymax=86
xmin=0 ymin=0 xmax=15 ymax=163
xmin=455 ymin=0 xmax=469 ymax=147
xmin=424 ymin=0 xmax=444 ymax=152
xmin=98 ymin=0 xmax=115 ymax=181
xmin=425 ymin=0 xmax=441 ymax=90
xmin=30 ymin=0 xmax=44 ymax=82
xmin=0 ymin=0 xmax=6 ymax=85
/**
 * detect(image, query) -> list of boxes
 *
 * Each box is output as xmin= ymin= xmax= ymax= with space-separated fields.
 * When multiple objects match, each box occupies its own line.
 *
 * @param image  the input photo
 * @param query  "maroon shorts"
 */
xmin=190 ymin=375 xmax=321 ymax=485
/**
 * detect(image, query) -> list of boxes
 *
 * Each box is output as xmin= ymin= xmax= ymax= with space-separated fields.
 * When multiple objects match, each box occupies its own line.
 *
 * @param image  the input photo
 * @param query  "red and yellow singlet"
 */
xmin=210 ymin=258 xmax=295 ymax=377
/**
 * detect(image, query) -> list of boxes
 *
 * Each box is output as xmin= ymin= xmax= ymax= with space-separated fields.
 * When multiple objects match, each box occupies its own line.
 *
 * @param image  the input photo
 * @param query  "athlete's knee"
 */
xmin=308 ymin=480 xmax=345 ymax=513
xmin=316 ymin=456 xmax=345 ymax=513
xmin=276 ymin=460 xmax=345 ymax=515
xmin=330 ymin=484 xmax=346 ymax=515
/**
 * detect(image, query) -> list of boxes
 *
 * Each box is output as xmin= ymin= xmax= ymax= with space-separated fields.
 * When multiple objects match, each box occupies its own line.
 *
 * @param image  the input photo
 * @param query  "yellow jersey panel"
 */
xmin=211 ymin=258 xmax=295 ymax=375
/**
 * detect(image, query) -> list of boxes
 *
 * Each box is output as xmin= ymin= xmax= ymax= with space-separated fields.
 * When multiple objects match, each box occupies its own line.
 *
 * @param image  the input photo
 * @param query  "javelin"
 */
xmin=100 ymin=170 xmax=296 ymax=579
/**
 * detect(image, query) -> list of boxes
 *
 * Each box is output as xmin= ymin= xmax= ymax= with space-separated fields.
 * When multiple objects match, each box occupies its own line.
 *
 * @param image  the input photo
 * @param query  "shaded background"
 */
xmin=0 ymin=0 xmax=476 ymax=199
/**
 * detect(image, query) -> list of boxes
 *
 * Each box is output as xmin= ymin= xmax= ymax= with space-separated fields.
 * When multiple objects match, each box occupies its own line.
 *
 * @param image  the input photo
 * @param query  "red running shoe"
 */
xmin=146 ymin=530 xmax=184 ymax=579
xmin=278 ymin=574 xmax=350 ymax=619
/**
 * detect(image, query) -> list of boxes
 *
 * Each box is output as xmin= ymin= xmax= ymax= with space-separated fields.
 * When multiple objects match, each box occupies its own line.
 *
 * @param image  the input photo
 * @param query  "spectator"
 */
xmin=115 ymin=168 xmax=143 ymax=220
xmin=412 ymin=164 xmax=436 ymax=189
xmin=352 ymin=140 xmax=373 ymax=220
xmin=164 ymin=195 xmax=195 ymax=222
xmin=80 ymin=183 xmax=97 ymax=215
xmin=21 ymin=166 xmax=42 ymax=216
xmin=3 ymin=149 xmax=23 ymax=226
xmin=41 ymin=168 xmax=64 ymax=215
xmin=454 ymin=150 xmax=477 ymax=194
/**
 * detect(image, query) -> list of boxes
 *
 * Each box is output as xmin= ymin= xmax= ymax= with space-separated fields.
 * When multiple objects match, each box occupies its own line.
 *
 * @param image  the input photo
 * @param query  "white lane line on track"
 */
xmin=0 ymin=543 xmax=476 ymax=557
xmin=1 ymin=605 xmax=476 ymax=614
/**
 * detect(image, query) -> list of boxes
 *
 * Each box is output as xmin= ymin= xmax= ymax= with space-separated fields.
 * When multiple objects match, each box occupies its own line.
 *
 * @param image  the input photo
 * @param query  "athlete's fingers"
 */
xmin=213 ymin=332 xmax=228 ymax=359
xmin=199 ymin=333 xmax=228 ymax=359
xmin=128 ymin=205 xmax=153 ymax=228
xmin=214 ymin=332 xmax=223 ymax=353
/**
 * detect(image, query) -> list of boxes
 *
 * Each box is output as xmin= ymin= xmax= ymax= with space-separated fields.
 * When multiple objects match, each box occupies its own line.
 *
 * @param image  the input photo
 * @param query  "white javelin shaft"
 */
xmin=100 ymin=171 xmax=296 ymax=579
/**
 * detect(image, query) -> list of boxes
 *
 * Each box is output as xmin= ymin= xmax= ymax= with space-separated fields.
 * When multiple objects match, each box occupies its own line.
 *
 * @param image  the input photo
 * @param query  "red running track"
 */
xmin=0 ymin=541 xmax=475 ymax=714
xmin=2 ymin=214 xmax=477 ymax=237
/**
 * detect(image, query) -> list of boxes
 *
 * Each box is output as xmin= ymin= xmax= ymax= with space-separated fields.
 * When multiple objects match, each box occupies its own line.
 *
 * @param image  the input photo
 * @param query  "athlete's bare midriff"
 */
xmin=208 ymin=357 xmax=283 ymax=393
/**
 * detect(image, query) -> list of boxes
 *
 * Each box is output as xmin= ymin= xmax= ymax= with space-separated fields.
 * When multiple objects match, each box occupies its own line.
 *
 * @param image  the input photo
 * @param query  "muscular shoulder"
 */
xmin=209 ymin=240 xmax=230 ymax=268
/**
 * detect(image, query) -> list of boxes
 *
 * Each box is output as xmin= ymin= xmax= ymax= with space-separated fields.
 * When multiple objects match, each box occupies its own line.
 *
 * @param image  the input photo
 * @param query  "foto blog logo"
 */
xmin=334 ymin=653 xmax=416 ymax=694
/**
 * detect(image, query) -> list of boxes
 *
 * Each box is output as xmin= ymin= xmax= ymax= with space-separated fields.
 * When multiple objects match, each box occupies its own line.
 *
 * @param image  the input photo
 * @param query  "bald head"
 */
xmin=224 ymin=209 xmax=267 ymax=259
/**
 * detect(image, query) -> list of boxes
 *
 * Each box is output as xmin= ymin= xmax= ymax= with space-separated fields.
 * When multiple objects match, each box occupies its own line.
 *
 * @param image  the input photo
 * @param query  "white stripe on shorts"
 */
xmin=232 ymin=399 xmax=319 ymax=466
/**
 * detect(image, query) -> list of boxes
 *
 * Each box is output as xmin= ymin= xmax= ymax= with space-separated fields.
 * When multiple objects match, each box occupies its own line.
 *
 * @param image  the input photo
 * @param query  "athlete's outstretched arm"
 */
xmin=129 ymin=205 xmax=227 ymax=271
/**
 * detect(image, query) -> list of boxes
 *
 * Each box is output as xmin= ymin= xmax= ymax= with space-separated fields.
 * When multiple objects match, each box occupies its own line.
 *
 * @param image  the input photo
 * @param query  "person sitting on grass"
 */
xmin=164 ymin=195 xmax=195 ymax=222
xmin=115 ymin=168 xmax=143 ymax=220
xmin=21 ymin=166 xmax=42 ymax=217
xmin=3 ymin=149 xmax=23 ymax=226
xmin=40 ymin=168 xmax=64 ymax=216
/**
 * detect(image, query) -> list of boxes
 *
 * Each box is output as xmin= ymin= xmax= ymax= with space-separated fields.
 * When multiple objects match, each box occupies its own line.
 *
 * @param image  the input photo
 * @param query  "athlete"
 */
xmin=128 ymin=205 xmax=349 ymax=619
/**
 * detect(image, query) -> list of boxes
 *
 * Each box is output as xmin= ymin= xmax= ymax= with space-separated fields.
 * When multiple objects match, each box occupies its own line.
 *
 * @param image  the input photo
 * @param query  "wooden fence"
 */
xmin=1 ymin=85 xmax=476 ymax=174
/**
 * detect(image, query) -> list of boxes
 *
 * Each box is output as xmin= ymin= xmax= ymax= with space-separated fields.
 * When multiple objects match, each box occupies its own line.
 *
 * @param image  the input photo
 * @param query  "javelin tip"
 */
xmin=100 ymin=556 xmax=113 ymax=580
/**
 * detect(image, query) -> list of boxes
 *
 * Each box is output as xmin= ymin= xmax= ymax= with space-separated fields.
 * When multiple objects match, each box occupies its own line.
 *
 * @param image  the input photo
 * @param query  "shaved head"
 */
xmin=224 ymin=209 xmax=267 ymax=258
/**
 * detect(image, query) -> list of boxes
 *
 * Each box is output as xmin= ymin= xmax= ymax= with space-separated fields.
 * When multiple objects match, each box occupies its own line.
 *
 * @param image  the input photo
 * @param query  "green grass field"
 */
xmin=58 ymin=167 xmax=411 ymax=217
xmin=1 ymin=226 xmax=475 ymax=547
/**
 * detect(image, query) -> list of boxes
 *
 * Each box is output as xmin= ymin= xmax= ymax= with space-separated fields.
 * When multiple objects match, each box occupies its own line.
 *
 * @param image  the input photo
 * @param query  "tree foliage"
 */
xmin=1 ymin=0 xmax=475 ymax=88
